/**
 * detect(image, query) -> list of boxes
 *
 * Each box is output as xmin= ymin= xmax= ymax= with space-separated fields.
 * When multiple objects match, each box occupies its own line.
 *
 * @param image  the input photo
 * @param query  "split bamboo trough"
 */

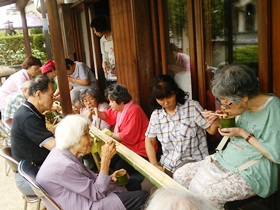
xmin=89 ymin=126 xmax=188 ymax=190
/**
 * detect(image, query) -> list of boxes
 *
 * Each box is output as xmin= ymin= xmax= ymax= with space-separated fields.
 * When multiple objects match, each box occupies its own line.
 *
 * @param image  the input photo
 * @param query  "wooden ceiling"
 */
xmin=0 ymin=0 xmax=16 ymax=7
xmin=0 ymin=0 xmax=28 ymax=9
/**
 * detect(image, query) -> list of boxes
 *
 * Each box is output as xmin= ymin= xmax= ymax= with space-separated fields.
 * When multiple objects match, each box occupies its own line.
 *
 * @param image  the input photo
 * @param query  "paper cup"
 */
xmin=219 ymin=116 xmax=235 ymax=129
xmin=115 ymin=169 xmax=129 ymax=186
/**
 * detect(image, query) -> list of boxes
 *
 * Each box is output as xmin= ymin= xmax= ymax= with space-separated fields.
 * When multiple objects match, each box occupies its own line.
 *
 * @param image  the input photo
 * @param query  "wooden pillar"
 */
xmin=158 ymin=0 xmax=167 ymax=74
xmin=258 ymin=0 xmax=271 ymax=93
xmin=46 ymin=0 xmax=72 ymax=115
xmin=109 ymin=0 xmax=156 ymax=116
xmin=193 ymin=0 xmax=207 ymax=107
xmin=272 ymin=0 xmax=280 ymax=96
xmin=19 ymin=8 xmax=32 ymax=57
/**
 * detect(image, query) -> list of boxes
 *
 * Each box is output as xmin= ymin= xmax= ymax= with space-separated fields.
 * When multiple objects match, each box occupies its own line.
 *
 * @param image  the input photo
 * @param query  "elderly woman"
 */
xmin=145 ymin=187 xmax=215 ymax=210
xmin=173 ymin=65 xmax=280 ymax=209
xmin=36 ymin=114 xmax=148 ymax=210
xmin=80 ymin=88 xmax=110 ymax=130
xmin=93 ymin=84 xmax=152 ymax=176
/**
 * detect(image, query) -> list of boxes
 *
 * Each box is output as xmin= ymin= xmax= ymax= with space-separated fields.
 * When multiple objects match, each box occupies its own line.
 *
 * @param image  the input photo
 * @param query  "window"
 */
xmin=164 ymin=0 xmax=192 ymax=98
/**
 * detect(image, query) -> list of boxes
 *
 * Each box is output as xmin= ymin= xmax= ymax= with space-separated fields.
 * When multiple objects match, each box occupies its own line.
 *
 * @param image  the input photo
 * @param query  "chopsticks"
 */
xmin=201 ymin=111 xmax=227 ymax=118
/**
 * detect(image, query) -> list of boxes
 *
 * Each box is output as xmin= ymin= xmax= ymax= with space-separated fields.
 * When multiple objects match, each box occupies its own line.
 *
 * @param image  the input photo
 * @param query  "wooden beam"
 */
xmin=46 ymin=0 xmax=72 ymax=115
xmin=0 ymin=0 xmax=16 ymax=7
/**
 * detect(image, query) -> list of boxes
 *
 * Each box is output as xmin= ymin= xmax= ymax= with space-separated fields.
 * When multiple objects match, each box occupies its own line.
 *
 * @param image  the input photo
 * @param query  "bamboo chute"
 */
xmin=89 ymin=126 xmax=188 ymax=190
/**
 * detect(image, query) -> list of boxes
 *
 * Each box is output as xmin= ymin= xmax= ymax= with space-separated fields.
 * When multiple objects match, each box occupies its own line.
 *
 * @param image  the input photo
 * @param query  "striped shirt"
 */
xmin=146 ymin=100 xmax=210 ymax=172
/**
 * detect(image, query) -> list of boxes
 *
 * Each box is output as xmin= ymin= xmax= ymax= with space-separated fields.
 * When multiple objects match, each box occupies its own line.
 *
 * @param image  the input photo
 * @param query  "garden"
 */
xmin=0 ymin=28 xmax=47 ymax=69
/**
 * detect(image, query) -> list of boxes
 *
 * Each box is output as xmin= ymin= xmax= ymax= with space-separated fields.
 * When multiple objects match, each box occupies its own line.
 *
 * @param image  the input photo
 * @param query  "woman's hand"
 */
xmin=202 ymin=110 xmax=219 ymax=126
xmin=153 ymin=164 xmax=164 ymax=172
xmin=67 ymin=76 xmax=74 ymax=82
xmin=101 ymin=140 xmax=116 ymax=161
xmin=110 ymin=169 xmax=129 ymax=183
xmin=103 ymin=63 xmax=109 ymax=74
xmin=99 ymin=140 xmax=116 ymax=174
xmin=219 ymin=127 xmax=243 ymax=137
xmin=83 ymin=109 xmax=93 ymax=119
xmin=52 ymin=102 xmax=62 ymax=114
xmin=110 ymin=171 xmax=118 ymax=183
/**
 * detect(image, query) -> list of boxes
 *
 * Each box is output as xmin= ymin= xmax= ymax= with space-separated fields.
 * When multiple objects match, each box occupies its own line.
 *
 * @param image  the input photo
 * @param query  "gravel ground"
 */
xmin=0 ymin=142 xmax=45 ymax=210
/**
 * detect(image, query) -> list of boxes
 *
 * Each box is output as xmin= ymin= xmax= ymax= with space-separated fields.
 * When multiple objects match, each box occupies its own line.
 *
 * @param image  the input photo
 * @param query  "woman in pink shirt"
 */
xmin=93 ymin=84 xmax=155 ymax=178
xmin=0 ymin=56 xmax=42 ymax=109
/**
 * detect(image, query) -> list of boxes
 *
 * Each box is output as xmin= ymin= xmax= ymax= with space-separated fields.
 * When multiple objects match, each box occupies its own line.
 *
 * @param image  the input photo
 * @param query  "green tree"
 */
xmin=167 ymin=0 xmax=187 ymax=40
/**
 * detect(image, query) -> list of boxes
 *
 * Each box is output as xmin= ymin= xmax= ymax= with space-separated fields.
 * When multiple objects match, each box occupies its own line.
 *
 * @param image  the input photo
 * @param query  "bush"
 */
xmin=0 ymin=37 xmax=25 ymax=66
xmin=31 ymin=49 xmax=47 ymax=63
xmin=0 ymin=33 xmax=47 ymax=66
xmin=31 ymin=34 xmax=46 ymax=53
xmin=0 ymin=30 xmax=6 ymax=37
xmin=30 ymin=28 xmax=43 ymax=34
xmin=233 ymin=45 xmax=258 ymax=64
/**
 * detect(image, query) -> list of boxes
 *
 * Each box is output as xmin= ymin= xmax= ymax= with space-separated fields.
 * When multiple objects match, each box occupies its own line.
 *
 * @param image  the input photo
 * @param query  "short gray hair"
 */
xmin=145 ymin=187 xmax=215 ymax=210
xmin=211 ymin=65 xmax=259 ymax=104
xmin=20 ymin=80 xmax=33 ymax=91
xmin=70 ymin=89 xmax=82 ymax=106
xmin=55 ymin=114 xmax=91 ymax=150
xmin=105 ymin=83 xmax=132 ymax=104
xmin=28 ymin=75 xmax=54 ymax=96
xmin=80 ymin=88 xmax=103 ymax=104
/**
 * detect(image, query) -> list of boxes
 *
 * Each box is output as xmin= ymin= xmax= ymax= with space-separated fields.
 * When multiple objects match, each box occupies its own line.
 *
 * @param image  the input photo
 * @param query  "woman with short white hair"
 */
xmin=36 ymin=114 xmax=148 ymax=210
xmin=145 ymin=187 xmax=215 ymax=210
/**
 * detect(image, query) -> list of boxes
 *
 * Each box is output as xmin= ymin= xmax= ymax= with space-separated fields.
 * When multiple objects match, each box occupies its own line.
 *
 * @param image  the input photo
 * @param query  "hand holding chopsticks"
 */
xmin=201 ymin=111 xmax=227 ymax=118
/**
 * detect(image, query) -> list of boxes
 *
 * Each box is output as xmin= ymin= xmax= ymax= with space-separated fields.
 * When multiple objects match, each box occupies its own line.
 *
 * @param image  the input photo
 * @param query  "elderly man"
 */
xmin=1 ymin=80 xmax=32 ymax=130
xmin=11 ymin=75 xmax=56 ymax=195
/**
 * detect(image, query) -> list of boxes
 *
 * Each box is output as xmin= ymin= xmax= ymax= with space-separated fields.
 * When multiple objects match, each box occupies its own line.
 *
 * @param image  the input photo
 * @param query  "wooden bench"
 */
xmin=0 ymin=66 xmax=16 ymax=86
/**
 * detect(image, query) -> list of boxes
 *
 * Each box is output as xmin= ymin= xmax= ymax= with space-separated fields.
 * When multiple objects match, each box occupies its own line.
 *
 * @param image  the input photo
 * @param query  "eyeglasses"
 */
xmin=39 ymin=91 xmax=55 ymax=100
xmin=82 ymin=97 xmax=97 ymax=104
xmin=216 ymin=98 xmax=233 ymax=109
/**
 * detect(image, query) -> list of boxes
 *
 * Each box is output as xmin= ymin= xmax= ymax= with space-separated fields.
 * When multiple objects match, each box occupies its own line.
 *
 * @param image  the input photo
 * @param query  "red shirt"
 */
xmin=105 ymin=103 xmax=150 ymax=157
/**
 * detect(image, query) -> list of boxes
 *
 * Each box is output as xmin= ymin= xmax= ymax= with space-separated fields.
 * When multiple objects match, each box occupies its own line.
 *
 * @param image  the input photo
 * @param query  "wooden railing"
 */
xmin=89 ymin=126 xmax=188 ymax=190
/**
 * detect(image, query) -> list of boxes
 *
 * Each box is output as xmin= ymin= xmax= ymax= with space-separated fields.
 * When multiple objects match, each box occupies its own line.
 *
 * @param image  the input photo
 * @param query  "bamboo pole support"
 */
xmin=90 ymin=126 xmax=188 ymax=191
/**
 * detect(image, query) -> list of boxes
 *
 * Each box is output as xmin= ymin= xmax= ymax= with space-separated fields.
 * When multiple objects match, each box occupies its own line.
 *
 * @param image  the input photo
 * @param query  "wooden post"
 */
xmin=19 ymin=8 xmax=32 ymax=57
xmin=45 ymin=0 xmax=72 ymax=115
